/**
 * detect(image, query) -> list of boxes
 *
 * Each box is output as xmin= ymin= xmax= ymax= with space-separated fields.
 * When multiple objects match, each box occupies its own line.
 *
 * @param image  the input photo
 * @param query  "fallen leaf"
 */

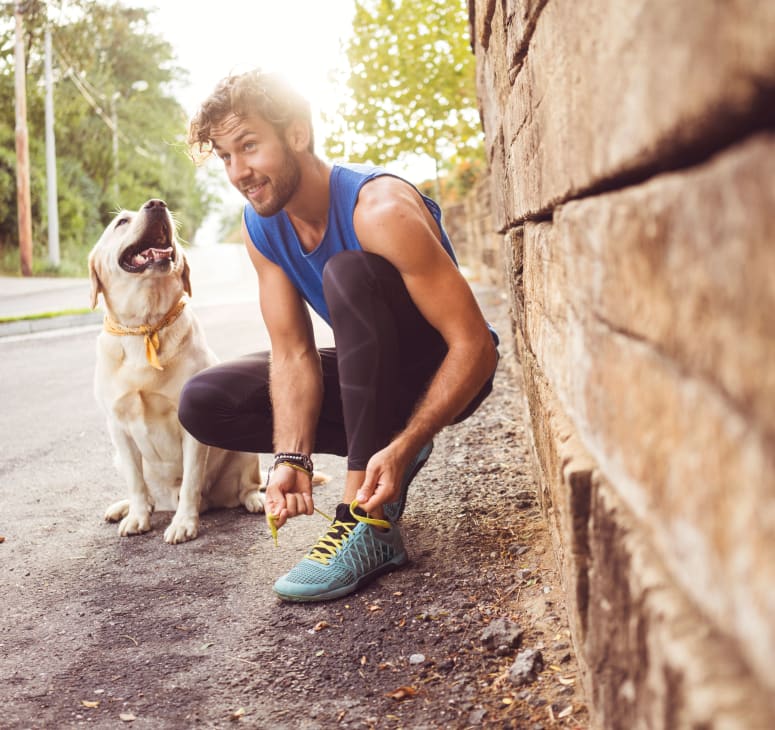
xmin=313 ymin=620 xmax=329 ymax=632
xmin=315 ymin=649 xmax=325 ymax=657
xmin=367 ymin=604 xmax=382 ymax=612
xmin=385 ymin=685 xmax=418 ymax=701
xmin=558 ymin=705 xmax=574 ymax=718
xmin=558 ymin=675 xmax=576 ymax=686
xmin=119 ymin=713 xmax=136 ymax=722
xmin=360 ymin=655 xmax=367 ymax=665
xmin=230 ymin=707 xmax=246 ymax=721
xmin=502 ymin=697 xmax=513 ymax=705
xmin=0 ymin=536 xmax=5 ymax=543
xmin=81 ymin=700 xmax=100 ymax=709
xmin=175 ymin=625 xmax=190 ymax=632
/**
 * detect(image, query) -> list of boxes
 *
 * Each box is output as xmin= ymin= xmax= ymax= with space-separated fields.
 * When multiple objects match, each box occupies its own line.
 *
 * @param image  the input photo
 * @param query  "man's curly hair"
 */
xmin=187 ymin=69 xmax=313 ymax=163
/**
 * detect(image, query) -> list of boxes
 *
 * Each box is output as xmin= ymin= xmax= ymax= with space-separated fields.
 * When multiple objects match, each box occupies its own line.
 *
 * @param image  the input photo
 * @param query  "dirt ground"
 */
xmin=1 ymin=288 xmax=589 ymax=729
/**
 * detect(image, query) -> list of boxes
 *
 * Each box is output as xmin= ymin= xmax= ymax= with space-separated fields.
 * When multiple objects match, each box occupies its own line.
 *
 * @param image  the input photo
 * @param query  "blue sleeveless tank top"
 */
xmin=243 ymin=163 xmax=459 ymax=326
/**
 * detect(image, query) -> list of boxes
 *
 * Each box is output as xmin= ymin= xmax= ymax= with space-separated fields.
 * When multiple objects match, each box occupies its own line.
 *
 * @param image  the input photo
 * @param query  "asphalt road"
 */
xmin=0 ymin=299 xmax=345 ymax=728
xmin=0 ymin=285 xmax=589 ymax=729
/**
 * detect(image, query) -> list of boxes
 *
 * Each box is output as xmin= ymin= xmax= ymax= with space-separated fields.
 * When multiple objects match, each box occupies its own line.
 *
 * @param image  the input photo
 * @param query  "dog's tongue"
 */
xmin=132 ymin=247 xmax=172 ymax=267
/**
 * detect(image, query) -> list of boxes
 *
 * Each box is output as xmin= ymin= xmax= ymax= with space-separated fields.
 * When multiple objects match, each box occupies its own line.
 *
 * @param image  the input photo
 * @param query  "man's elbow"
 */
xmin=478 ymin=331 xmax=499 ymax=379
xmin=461 ymin=328 xmax=498 ymax=383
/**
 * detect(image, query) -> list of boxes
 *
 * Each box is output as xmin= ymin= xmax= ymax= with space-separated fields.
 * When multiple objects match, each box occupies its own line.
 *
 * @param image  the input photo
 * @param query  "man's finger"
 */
xmin=356 ymin=469 xmax=377 ymax=505
xmin=358 ymin=480 xmax=389 ymax=513
xmin=358 ymin=494 xmax=382 ymax=514
xmin=267 ymin=506 xmax=288 ymax=529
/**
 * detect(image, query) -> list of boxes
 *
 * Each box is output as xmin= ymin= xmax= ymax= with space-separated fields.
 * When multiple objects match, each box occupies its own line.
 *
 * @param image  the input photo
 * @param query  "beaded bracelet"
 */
xmin=272 ymin=451 xmax=314 ymax=475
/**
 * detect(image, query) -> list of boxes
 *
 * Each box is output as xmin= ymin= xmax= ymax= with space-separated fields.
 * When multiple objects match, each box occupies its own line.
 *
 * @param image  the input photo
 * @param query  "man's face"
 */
xmin=211 ymin=113 xmax=301 ymax=217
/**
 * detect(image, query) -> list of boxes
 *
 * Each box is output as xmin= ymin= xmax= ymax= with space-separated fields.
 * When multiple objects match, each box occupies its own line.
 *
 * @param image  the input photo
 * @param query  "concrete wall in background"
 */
xmin=467 ymin=0 xmax=775 ymax=727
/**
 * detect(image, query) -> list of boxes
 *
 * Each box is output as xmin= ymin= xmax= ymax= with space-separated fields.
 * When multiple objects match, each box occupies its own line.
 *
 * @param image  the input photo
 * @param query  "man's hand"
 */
xmin=265 ymin=464 xmax=314 ymax=529
xmin=355 ymin=443 xmax=409 ymax=514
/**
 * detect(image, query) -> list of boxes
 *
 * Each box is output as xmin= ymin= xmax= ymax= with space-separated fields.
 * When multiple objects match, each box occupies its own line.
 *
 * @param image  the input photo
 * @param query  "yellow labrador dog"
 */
xmin=88 ymin=198 xmax=265 ymax=543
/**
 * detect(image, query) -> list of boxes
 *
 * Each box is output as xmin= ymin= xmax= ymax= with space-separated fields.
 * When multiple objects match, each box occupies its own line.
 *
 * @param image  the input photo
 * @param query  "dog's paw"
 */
xmin=242 ymin=489 xmax=266 ymax=514
xmin=118 ymin=510 xmax=152 ymax=536
xmin=104 ymin=499 xmax=130 ymax=522
xmin=164 ymin=514 xmax=200 ymax=544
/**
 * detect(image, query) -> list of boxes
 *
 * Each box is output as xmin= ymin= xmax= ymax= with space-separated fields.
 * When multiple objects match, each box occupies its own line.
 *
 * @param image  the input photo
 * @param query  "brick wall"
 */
xmin=468 ymin=1 xmax=775 ymax=726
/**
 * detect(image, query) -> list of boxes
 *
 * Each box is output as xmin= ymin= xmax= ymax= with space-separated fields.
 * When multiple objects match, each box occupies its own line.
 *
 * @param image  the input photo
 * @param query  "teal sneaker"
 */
xmin=273 ymin=502 xmax=408 ymax=602
xmin=383 ymin=440 xmax=434 ymax=523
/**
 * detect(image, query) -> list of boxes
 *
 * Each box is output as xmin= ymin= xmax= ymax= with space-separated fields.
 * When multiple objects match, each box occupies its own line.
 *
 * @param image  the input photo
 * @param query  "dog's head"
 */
xmin=88 ymin=199 xmax=191 ymax=314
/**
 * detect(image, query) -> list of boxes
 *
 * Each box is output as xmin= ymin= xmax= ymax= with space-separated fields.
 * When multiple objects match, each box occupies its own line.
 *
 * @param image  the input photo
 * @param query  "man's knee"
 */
xmin=178 ymin=372 xmax=212 ymax=440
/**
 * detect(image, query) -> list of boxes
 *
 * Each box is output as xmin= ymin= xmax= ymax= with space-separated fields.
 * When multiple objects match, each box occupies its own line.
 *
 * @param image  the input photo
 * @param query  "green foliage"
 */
xmin=417 ymin=155 xmax=486 ymax=204
xmin=0 ymin=0 xmax=211 ymax=275
xmin=324 ymin=0 xmax=484 ymax=192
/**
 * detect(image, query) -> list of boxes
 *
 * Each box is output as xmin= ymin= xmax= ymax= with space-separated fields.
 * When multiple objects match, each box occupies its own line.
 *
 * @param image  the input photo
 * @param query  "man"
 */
xmin=180 ymin=69 xmax=498 ymax=602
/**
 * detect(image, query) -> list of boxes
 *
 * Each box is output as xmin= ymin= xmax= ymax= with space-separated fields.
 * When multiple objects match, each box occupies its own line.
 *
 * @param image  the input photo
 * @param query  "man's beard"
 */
xmin=247 ymin=144 xmax=301 ymax=217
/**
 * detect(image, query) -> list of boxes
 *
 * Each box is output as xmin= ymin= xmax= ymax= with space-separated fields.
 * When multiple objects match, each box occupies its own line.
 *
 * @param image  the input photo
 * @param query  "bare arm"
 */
xmin=352 ymin=177 xmax=498 ymax=511
xmin=244 ymin=221 xmax=322 ymax=527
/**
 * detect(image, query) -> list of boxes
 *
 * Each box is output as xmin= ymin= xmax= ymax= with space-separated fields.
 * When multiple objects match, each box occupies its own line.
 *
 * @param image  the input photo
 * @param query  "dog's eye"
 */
xmin=115 ymin=217 xmax=130 ymax=228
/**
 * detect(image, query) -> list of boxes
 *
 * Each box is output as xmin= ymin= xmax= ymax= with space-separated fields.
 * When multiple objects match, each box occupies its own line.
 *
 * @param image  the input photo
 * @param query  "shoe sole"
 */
xmin=273 ymin=552 xmax=409 ymax=603
xmin=384 ymin=441 xmax=434 ymax=523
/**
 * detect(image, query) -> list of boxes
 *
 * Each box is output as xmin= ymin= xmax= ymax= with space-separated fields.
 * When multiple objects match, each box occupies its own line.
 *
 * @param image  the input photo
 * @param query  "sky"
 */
xmin=128 ymin=0 xmax=358 ymax=239
xmin=129 ymin=0 xmax=434 ymax=240
xmin=134 ymin=0 xmax=356 ymax=138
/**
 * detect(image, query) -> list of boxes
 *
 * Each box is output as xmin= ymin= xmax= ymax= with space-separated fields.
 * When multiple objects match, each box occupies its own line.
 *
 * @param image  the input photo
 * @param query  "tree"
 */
xmin=0 ymin=0 xmax=211 ymax=274
xmin=324 ymin=0 xmax=484 ymax=197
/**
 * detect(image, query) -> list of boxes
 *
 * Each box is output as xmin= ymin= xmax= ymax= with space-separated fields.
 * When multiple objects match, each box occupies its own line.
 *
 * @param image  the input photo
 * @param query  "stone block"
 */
xmin=475 ymin=0 xmax=775 ymax=221
xmin=519 ymin=344 xmax=594 ymax=660
xmin=585 ymin=477 xmax=775 ymax=729
xmin=521 ymin=134 xmax=775 ymax=695
xmin=517 ymin=325 xmax=775 ymax=729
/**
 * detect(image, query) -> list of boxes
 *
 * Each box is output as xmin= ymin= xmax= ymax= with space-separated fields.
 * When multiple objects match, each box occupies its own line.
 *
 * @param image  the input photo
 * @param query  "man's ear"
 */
xmin=285 ymin=119 xmax=311 ymax=152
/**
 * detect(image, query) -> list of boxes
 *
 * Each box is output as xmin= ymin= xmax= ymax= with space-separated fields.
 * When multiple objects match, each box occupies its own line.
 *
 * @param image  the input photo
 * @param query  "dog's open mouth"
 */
xmin=119 ymin=224 xmax=175 ymax=273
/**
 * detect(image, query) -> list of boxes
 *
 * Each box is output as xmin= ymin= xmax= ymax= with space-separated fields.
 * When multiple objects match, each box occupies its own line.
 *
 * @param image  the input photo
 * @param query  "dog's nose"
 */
xmin=144 ymin=199 xmax=167 ymax=210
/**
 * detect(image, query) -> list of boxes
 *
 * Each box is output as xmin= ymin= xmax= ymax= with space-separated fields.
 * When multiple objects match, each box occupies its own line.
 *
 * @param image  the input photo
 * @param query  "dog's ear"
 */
xmin=88 ymin=251 xmax=103 ymax=309
xmin=182 ymin=254 xmax=192 ymax=298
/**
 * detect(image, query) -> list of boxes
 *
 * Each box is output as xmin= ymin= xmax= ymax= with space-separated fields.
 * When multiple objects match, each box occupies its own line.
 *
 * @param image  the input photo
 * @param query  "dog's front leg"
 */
xmin=109 ymin=428 xmax=154 ymax=536
xmin=164 ymin=434 xmax=208 ymax=544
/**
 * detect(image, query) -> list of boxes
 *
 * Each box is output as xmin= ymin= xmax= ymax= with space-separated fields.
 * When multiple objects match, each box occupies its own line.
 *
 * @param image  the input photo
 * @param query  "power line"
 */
xmin=54 ymin=42 xmax=153 ymax=159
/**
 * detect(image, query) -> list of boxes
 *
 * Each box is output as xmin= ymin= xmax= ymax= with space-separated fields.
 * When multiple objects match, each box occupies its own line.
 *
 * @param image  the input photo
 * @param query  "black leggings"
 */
xmin=178 ymin=251 xmax=494 ymax=470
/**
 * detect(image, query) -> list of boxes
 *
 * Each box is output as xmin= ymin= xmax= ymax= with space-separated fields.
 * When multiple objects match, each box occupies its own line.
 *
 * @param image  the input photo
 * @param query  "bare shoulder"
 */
xmin=353 ymin=175 xmax=446 ymax=273
xmin=354 ymin=175 xmax=431 ymax=226
xmin=242 ymin=218 xmax=268 ymax=272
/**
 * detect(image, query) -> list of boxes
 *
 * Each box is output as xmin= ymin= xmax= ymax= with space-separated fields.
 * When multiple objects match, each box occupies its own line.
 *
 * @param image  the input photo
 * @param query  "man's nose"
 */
xmin=229 ymin=155 xmax=251 ymax=185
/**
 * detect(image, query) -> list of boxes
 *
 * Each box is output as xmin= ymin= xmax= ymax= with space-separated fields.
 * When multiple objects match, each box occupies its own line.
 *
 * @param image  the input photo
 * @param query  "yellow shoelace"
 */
xmin=267 ymin=500 xmax=391 ymax=554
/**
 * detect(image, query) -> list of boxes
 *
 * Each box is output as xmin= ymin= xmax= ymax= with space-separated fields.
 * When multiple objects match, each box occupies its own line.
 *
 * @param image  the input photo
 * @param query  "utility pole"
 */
xmin=14 ymin=2 xmax=33 ymax=276
xmin=45 ymin=26 xmax=60 ymax=267
xmin=111 ymin=93 xmax=119 ymax=202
